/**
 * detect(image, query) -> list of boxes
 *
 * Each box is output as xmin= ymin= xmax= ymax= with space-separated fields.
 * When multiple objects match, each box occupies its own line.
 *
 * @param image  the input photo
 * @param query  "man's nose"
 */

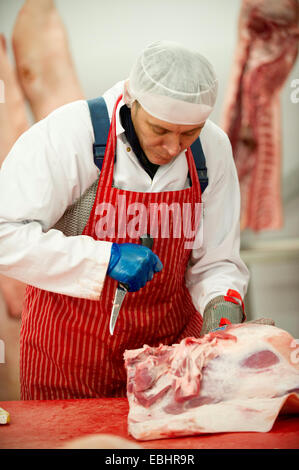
xmin=163 ymin=134 xmax=181 ymax=157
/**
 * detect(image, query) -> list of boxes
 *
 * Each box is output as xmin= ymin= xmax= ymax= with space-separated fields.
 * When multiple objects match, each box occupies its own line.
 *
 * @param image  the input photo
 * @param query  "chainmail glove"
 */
xmin=200 ymin=295 xmax=244 ymax=337
xmin=200 ymin=296 xmax=275 ymax=337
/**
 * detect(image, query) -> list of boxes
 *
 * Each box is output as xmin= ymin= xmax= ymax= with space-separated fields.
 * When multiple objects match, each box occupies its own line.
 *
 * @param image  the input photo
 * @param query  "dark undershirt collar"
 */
xmin=119 ymin=104 xmax=160 ymax=180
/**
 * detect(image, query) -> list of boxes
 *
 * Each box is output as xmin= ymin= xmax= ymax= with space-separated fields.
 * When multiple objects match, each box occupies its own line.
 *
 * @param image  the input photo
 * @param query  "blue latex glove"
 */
xmin=107 ymin=243 xmax=163 ymax=292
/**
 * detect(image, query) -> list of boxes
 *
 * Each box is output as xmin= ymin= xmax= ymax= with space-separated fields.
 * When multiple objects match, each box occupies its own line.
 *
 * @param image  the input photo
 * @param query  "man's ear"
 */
xmin=123 ymin=79 xmax=134 ymax=108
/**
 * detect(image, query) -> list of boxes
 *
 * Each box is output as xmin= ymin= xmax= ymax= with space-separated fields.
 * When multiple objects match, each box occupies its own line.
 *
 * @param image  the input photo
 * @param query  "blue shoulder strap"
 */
xmin=87 ymin=97 xmax=208 ymax=193
xmin=87 ymin=97 xmax=111 ymax=169
xmin=190 ymin=138 xmax=208 ymax=193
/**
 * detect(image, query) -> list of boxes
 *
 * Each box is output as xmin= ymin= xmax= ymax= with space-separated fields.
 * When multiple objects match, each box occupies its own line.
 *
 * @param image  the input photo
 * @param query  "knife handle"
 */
xmin=119 ymin=281 xmax=129 ymax=291
xmin=140 ymin=234 xmax=154 ymax=250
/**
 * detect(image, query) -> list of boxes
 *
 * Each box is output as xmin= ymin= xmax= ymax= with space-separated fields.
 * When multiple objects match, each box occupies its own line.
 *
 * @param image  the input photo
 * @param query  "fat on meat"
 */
xmin=124 ymin=323 xmax=299 ymax=440
xmin=221 ymin=0 xmax=299 ymax=231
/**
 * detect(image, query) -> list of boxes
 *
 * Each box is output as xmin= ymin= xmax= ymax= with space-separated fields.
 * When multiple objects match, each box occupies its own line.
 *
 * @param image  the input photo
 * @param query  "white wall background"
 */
xmin=1 ymin=0 xmax=299 ymax=336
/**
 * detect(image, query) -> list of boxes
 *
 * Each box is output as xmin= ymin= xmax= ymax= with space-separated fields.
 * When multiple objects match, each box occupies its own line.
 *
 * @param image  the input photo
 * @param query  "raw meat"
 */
xmin=12 ymin=0 xmax=84 ymax=121
xmin=221 ymin=0 xmax=299 ymax=231
xmin=0 ymin=34 xmax=29 ymax=166
xmin=62 ymin=433 xmax=142 ymax=449
xmin=124 ymin=323 xmax=299 ymax=440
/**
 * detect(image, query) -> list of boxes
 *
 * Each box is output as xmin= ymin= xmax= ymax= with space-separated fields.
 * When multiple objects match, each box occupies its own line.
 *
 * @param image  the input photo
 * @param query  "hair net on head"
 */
xmin=126 ymin=40 xmax=218 ymax=125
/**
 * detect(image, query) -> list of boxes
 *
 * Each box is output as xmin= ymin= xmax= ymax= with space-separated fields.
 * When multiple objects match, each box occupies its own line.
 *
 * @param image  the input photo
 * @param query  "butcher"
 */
xmin=0 ymin=40 xmax=249 ymax=400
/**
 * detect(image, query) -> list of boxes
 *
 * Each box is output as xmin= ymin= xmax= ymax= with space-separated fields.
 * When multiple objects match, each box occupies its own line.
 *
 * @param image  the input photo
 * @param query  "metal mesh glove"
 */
xmin=200 ymin=296 xmax=275 ymax=337
xmin=200 ymin=295 xmax=244 ymax=337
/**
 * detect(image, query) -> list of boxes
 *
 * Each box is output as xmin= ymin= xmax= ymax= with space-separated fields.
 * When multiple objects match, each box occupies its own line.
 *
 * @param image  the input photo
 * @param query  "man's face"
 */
xmin=131 ymin=102 xmax=205 ymax=165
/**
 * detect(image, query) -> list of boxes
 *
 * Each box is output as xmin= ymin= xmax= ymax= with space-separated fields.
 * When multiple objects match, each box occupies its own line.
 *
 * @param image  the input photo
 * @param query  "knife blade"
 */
xmin=109 ymin=281 xmax=129 ymax=335
xmin=109 ymin=234 xmax=154 ymax=335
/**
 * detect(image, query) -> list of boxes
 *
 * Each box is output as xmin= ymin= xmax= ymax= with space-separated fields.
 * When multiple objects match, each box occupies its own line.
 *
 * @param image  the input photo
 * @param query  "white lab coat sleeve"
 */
xmin=185 ymin=130 xmax=250 ymax=314
xmin=0 ymin=100 xmax=112 ymax=300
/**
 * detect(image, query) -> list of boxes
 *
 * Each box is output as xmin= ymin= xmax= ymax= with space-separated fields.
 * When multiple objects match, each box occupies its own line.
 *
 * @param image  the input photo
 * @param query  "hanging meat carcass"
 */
xmin=221 ymin=0 xmax=299 ymax=231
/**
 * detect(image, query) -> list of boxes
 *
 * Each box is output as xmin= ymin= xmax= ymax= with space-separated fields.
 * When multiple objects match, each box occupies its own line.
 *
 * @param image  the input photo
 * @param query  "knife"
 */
xmin=109 ymin=234 xmax=154 ymax=335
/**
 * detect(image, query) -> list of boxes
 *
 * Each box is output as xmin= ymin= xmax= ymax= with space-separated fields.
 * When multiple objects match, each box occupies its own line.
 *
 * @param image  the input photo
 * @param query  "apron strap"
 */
xmin=87 ymin=96 xmax=111 ymax=169
xmin=190 ymin=138 xmax=208 ymax=193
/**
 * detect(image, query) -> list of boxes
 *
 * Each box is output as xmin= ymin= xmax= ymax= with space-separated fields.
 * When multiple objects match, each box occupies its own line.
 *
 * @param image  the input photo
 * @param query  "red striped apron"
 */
xmin=20 ymin=95 xmax=203 ymax=400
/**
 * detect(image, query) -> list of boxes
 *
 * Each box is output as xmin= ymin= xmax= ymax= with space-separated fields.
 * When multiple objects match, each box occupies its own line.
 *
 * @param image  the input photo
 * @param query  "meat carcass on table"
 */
xmin=221 ymin=0 xmax=299 ymax=231
xmin=124 ymin=323 xmax=299 ymax=440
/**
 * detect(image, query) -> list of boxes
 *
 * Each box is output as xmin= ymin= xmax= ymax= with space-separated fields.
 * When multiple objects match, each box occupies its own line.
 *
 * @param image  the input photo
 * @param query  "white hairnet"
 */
xmin=126 ymin=40 xmax=218 ymax=125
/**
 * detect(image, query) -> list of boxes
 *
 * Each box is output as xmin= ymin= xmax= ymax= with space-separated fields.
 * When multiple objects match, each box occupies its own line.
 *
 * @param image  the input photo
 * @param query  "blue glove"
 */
xmin=107 ymin=242 xmax=163 ymax=292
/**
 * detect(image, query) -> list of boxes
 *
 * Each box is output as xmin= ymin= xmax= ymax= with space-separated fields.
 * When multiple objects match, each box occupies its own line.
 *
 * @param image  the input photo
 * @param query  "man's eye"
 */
xmin=153 ymin=128 xmax=166 ymax=135
xmin=184 ymin=130 xmax=198 ymax=137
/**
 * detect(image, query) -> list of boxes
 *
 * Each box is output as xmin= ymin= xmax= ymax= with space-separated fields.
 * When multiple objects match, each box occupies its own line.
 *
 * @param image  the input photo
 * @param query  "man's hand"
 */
xmin=200 ymin=295 xmax=244 ymax=337
xmin=200 ymin=294 xmax=276 ymax=337
xmin=0 ymin=274 xmax=26 ymax=318
xmin=107 ymin=242 xmax=163 ymax=292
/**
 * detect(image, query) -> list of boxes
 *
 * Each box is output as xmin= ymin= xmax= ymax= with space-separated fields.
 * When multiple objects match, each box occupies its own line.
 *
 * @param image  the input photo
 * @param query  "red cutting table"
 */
xmin=0 ymin=398 xmax=298 ymax=449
